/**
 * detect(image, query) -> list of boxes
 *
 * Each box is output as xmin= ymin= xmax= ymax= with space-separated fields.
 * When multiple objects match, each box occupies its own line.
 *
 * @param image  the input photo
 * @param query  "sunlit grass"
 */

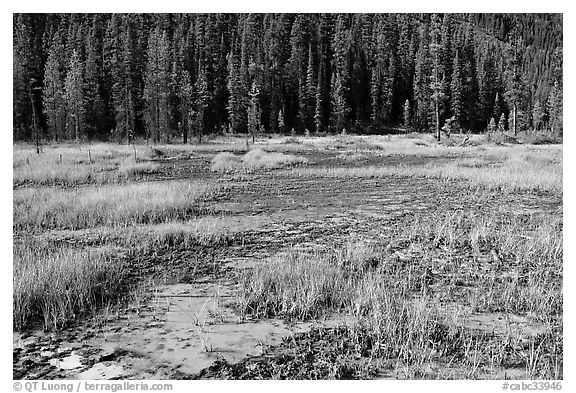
xmin=289 ymin=145 xmax=562 ymax=193
xmin=13 ymin=143 xmax=163 ymax=186
xmin=14 ymin=180 xmax=219 ymax=231
xmin=211 ymin=148 xmax=307 ymax=173
xmin=13 ymin=239 xmax=127 ymax=330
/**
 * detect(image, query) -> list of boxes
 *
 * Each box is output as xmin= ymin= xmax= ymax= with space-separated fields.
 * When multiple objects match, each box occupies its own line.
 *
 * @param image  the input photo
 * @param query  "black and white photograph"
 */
xmin=10 ymin=4 xmax=565 ymax=387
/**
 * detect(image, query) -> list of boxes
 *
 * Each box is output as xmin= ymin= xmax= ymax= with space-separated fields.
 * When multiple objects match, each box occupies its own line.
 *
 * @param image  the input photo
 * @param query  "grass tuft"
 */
xmin=211 ymin=148 xmax=307 ymax=173
xmin=13 ymin=239 xmax=127 ymax=330
xmin=14 ymin=180 xmax=218 ymax=231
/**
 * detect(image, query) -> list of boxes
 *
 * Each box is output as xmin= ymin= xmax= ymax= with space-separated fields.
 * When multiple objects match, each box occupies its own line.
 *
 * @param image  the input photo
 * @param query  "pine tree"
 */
xmin=43 ymin=31 xmax=66 ymax=141
xmin=478 ymin=50 xmax=497 ymax=128
xmin=14 ymin=14 xmax=42 ymax=140
xmin=195 ymin=66 xmax=209 ymax=143
xmin=247 ymin=81 xmax=261 ymax=143
xmin=461 ymin=25 xmax=480 ymax=130
xmin=143 ymin=28 xmax=170 ymax=143
xmin=429 ymin=15 xmax=446 ymax=141
xmin=547 ymin=47 xmax=563 ymax=135
xmin=177 ymin=68 xmax=194 ymax=144
xmin=331 ymin=15 xmax=351 ymax=132
xmin=64 ymin=50 xmax=85 ymax=140
xmin=532 ymin=100 xmax=545 ymax=131
xmin=301 ymin=44 xmax=317 ymax=132
xmin=413 ymin=24 xmax=430 ymax=132
xmin=403 ymin=99 xmax=411 ymax=131
xmin=278 ymin=108 xmax=285 ymax=132
xmin=493 ymin=92 xmax=502 ymax=123
xmin=487 ymin=117 xmax=496 ymax=133
xmin=450 ymin=51 xmax=463 ymax=128
xmin=288 ymin=14 xmax=310 ymax=130
xmin=548 ymin=82 xmax=562 ymax=135
xmin=227 ymin=49 xmax=247 ymax=134
xmin=314 ymin=70 xmax=323 ymax=133
xmin=84 ymin=18 xmax=105 ymax=139
xmin=440 ymin=14 xmax=454 ymax=120
xmin=108 ymin=17 xmax=138 ymax=141
xmin=330 ymin=71 xmax=349 ymax=133
xmin=11 ymin=13 xmax=564 ymax=141
xmin=503 ymin=26 xmax=524 ymax=136
xmin=497 ymin=113 xmax=506 ymax=133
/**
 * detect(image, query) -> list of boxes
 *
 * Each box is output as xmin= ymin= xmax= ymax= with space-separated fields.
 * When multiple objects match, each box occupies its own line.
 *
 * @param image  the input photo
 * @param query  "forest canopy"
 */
xmin=13 ymin=13 xmax=563 ymax=143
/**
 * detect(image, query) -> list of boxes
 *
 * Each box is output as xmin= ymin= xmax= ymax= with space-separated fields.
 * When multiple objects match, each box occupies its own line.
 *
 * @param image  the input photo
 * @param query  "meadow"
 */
xmin=13 ymin=132 xmax=562 ymax=380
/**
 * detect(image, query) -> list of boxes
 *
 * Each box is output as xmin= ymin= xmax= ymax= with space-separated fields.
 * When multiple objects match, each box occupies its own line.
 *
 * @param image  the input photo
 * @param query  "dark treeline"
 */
xmin=13 ymin=13 xmax=563 ymax=143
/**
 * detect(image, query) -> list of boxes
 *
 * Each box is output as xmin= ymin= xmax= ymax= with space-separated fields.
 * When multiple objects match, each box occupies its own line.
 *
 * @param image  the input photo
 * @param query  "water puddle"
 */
xmin=66 ymin=279 xmax=351 ymax=378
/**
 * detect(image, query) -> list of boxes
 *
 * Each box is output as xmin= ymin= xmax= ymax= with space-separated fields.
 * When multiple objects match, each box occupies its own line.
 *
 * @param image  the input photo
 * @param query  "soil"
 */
xmin=13 ymin=147 xmax=562 ymax=380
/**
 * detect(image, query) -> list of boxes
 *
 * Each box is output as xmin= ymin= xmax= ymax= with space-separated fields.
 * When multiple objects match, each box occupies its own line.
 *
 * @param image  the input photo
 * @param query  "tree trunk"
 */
xmin=75 ymin=115 xmax=80 ymax=141
xmin=513 ymin=104 xmax=517 ymax=136
xmin=435 ymin=99 xmax=440 ymax=141
xmin=198 ymin=109 xmax=203 ymax=144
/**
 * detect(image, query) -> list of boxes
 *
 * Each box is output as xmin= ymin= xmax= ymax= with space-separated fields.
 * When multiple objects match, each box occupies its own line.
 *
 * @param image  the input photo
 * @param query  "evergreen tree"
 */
xmin=413 ymin=24 xmax=430 ymax=131
xmin=247 ymin=80 xmax=261 ymax=142
xmin=84 ymin=18 xmax=105 ymax=139
xmin=330 ymin=71 xmax=349 ymax=133
xmin=14 ymin=14 xmax=43 ymax=140
xmin=403 ymin=99 xmax=411 ymax=130
xmin=314 ymin=69 xmax=323 ymax=133
xmin=547 ymin=47 xmax=563 ymax=134
xmin=429 ymin=14 xmax=446 ymax=141
xmin=43 ymin=32 xmax=66 ymax=141
xmin=178 ymin=69 xmax=194 ymax=144
xmin=487 ymin=117 xmax=496 ymax=133
xmin=450 ymin=51 xmax=463 ymax=128
xmin=301 ymin=44 xmax=317 ymax=132
xmin=195 ymin=66 xmax=210 ymax=143
xmin=64 ymin=50 xmax=85 ymax=140
xmin=143 ymin=28 xmax=170 ymax=142
xmin=478 ymin=50 xmax=497 ymax=128
xmin=331 ymin=15 xmax=351 ymax=132
xmin=493 ymin=92 xmax=502 ymax=124
xmin=548 ymin=82 xmax=562 ymax=135
xmin=497 ymin=113 xmax=506 ymax=132
xmin=12 ymin=13 xmax=564 ymax=141
xmin=532 ymin=100 xmax=545 ymax=131
xmin=503 ymin=28 xmax=524 ymax=136
xmin=227 ymin=49 xmax=247 ymax=134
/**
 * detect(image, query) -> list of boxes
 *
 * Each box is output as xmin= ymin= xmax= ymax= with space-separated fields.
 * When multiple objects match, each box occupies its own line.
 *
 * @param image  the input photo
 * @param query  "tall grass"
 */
xmin=14 ymin=180 xmax=218 ymax=231
xmin=117 ymin=160 xmax=161 ymax=179
xmin=211 ymin=148 xmax=307 ymax=173
xmin=13 ymin=157 xmax=118 ymax=187
xmin=239 ymin=251 xmax=356 ymax=320
xmin=290 ymin=146 xmax=562 ymax=193
xmin=238 ymin=210 xmax=562 ymax=378
xmin=14 ymin=215 xmax=255 ymax=331
xmin=13 ymin=239 xmax=127 ymax=330
xmin=13 ymin=146 xmax=161 ymax=187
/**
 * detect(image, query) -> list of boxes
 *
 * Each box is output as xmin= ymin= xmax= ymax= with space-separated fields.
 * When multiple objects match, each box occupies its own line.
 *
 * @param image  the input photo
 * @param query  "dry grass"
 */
xmin=13 ymin=156 xmax=118 ymax=187
xmin=14 ymin=180 xmax=218 ymax=231
xmin=239 ymin=250 xmax=356 ymax=320
xmin=117 ymin=160 xmax=161 ymax=179
xmin=14 ymin=216 xmax=251 ymax=331
xmin=290 ymin=145 xmax=562 ymax=193
xmin=211 ymin=148 xmax=307 ymax=173
xmin=13 ymin=239 xmax=127 ymax=330
xmin=238 ymin=209 xmax=562 ymax=378
xmin=13 ymin=143 xmax=163 ymax=186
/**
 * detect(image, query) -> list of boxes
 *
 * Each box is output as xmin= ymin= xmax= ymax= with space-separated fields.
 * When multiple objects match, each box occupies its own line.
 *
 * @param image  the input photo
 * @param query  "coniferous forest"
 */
xmin=13 ymin=13 xmax=563 ymax=143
